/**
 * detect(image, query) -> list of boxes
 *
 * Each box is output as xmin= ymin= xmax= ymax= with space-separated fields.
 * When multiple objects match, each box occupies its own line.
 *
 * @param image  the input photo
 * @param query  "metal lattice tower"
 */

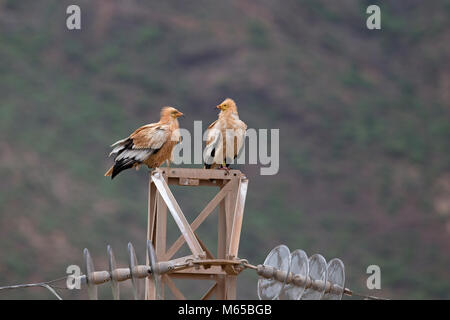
xmin=74 ymin=168 xmax=383 ymax=300
xmin=146 ymin=168 xmax=248 ymax=300
xmin=0 ymin=168 xmax=388 ymax=300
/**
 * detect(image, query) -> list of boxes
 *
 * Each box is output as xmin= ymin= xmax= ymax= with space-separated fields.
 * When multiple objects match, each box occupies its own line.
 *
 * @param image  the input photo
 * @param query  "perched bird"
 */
xmin=105 ymin=107 xmax=183 ymax=179
xmin=204 ymin=98 xmax=247 ymax=169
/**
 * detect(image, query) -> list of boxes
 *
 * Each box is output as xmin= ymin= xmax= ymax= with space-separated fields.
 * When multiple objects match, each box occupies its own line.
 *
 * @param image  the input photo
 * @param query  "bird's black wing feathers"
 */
xmin=110 ymin=140 xmax=161 ymax=179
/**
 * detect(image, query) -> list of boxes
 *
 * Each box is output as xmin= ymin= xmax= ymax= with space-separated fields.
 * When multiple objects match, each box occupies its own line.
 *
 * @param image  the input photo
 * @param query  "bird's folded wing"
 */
xmin=207 ymin=120 xmax=218 ymax=130
xmin=110 ymin=124 xmax=171 ymax=162
xmin=204 ymin=122 xmax=221 ymax=163
xmin=130 ymin=124 xmax=171 ymax=149
xmin=234 ymin=121 xmax=247 ymax=157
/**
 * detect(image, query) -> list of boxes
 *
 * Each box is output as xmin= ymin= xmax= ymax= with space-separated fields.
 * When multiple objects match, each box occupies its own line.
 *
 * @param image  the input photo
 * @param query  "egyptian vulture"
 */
xmin=204 ymin=98 xmax=247 ymax=169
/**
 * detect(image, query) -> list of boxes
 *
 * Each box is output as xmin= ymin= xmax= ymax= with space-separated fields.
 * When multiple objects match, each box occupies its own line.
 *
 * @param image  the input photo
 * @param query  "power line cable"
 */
xmin=0 ymin=275 xmax=69 ymax=300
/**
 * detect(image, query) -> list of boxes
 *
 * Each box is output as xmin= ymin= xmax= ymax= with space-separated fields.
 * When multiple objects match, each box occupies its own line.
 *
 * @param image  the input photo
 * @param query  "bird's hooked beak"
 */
xmin=216 ymin=105 xmax=223 ymax=111
xmin=176 ymin=111 xmax=184 ymax=118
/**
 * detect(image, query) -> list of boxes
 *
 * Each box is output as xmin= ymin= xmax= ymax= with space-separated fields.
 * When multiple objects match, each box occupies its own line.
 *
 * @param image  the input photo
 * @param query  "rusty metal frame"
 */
xmin=145 ymin=168 xmax=248 ymax=300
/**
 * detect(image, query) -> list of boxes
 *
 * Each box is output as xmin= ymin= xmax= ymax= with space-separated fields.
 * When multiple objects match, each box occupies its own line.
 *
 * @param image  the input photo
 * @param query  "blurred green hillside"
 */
xmin=0 ymin=0 xmax=449 ymax=299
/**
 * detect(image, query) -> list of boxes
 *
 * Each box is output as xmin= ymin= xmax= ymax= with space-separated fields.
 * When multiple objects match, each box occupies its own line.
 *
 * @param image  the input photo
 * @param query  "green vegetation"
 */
xmin=0 ymin=1 xmax=449 ymax=299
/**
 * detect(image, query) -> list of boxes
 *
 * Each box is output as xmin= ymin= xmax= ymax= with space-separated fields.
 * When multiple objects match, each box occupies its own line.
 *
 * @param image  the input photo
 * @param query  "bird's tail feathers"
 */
xmin=110 ymin=137 xmax=128 ymax=147
xmin=104 ymin=166 xmax=114 ymax=177
xmin=109 ymin=138 xmax=133 ymax=157
xmin=108 ymin=158 xmax=138 ymax=179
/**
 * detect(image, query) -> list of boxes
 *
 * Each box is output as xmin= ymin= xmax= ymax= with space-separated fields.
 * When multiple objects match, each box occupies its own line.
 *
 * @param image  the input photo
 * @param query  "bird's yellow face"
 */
xmin=217 ymin=99 xmax=235 ymax=111
xmin=170 ymin=108 xmax=184 ymax=119
xmin=217 ymin=102 xmax=229 ymax=111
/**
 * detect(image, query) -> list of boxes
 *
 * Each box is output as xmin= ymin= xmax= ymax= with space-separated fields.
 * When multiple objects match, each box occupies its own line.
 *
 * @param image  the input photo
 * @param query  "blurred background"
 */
xmin=0 ymin=0 xmax=449 ymax=299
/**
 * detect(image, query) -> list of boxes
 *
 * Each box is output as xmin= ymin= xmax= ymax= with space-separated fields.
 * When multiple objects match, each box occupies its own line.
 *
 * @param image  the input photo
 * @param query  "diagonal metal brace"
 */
xmin=151 ymin=170 xmax=205 ymax=259
xmin=228 ymin=177 xmax=249 ymax=259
